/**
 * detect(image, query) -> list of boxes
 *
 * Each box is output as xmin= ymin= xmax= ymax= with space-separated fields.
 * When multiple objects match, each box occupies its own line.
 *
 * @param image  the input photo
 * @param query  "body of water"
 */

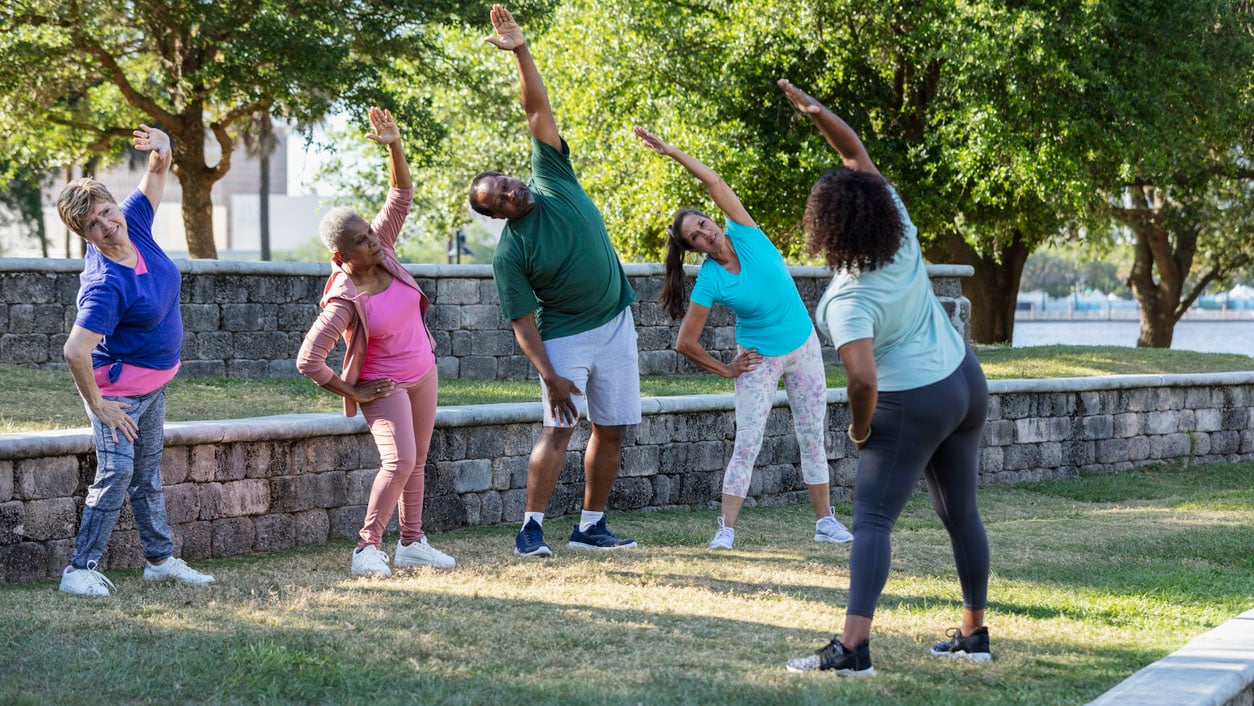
xmin=1012 ymin=320 xmax=1254 ymax=356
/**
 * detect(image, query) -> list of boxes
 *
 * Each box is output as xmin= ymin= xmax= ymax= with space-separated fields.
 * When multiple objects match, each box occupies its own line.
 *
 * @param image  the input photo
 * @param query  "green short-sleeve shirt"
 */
xmin=492 ymin=137 xmax=635 ymax=340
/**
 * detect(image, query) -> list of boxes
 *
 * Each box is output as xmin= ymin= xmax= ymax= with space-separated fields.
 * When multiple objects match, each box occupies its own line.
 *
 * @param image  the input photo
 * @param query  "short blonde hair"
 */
xmin=57 ymin=179 xmax=116 ymax=236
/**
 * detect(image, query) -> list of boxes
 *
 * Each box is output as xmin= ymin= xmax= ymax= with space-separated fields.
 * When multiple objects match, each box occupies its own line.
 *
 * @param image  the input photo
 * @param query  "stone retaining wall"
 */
xmin=0 ymin=259 xmax=972 ymax=380
xmin=2 ymin=371 xmax=1251 ymax=583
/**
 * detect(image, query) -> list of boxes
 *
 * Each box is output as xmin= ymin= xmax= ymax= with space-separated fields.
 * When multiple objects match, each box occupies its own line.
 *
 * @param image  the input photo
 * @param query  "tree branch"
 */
xmin=70 ymin=32 xmax=180 ymax=136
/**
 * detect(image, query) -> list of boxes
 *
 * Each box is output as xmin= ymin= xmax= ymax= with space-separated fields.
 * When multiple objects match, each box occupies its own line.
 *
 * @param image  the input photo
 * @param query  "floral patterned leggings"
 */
xmin=723 ymin=330 xmax=828 ymax=498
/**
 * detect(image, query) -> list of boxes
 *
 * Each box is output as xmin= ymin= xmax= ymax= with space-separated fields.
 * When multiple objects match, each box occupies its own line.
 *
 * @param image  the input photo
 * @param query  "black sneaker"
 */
xmin=514 ymin=519 xmax=553 ymax=558
xmin=785 ymin=636 xmax=876 ymax=677
xmin=568 ymin=517 xmax=638 ymax=550
xmin=930 ymin=626 xmax=992 ymax=663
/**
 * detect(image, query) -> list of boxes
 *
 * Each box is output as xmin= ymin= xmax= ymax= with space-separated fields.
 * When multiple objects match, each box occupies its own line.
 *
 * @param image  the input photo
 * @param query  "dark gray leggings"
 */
xmin=846 ymin=347 xmax=990 ymax=619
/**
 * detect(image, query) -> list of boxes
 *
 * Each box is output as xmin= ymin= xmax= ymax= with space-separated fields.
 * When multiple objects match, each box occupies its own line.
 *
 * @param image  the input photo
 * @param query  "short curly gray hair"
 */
xmin=319 ymin=206 xmax=362 ymax=252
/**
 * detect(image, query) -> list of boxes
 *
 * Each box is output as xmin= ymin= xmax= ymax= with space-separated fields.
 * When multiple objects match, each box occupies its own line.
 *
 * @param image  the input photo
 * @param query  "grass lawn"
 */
xmin=2 ymin=345 xmax=1252 ymax=433
xmin=1 ymin=461 xmax=1250 ymax=705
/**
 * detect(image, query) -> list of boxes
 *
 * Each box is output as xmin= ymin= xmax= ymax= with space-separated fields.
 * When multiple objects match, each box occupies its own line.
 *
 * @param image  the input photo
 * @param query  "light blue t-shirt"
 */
xmin=816 ymin=185 xmax=965 ymax=391
xmin=690 ymin=220 xmax=813 ymax=357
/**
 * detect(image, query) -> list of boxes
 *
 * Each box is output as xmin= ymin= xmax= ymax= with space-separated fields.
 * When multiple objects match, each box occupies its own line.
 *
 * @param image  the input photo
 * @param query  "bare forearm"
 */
xmin=676 ymin=339 xmax=734 ymax=378
xmin=64 ymin=348 xmax=105 ymax=411
xmin=809 ymin=108 xmax=866 ymax=166
xmin=511 ymin=315 xmax=560 ymax=382
xmin=846 ymin=380 xmax=877 ymax=435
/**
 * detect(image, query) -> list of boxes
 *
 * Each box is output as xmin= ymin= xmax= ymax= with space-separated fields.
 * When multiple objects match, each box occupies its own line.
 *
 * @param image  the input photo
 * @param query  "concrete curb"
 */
xmin=1088 ymin=609 xmax=1254 ymax=706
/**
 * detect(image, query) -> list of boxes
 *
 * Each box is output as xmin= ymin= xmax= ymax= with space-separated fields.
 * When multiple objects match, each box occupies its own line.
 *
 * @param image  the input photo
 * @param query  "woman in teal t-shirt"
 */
xmin=634 ymin=126 xmax=853 ymax=551
xmin=777 ymin=79 xmax=991 ymax=678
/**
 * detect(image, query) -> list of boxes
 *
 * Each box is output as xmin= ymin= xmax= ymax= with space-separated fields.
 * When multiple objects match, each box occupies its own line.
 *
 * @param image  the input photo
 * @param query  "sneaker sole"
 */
xmin=785 ymin=664 xmax=877 ymax=677
xmin=514 ymin=546 xmax=554 ymax=557
xmin=567 ymin=540 xmax=638 ymax=550
xmin=394 ymin=559 xmax=456 ymax=569
xmin=814 ymin=534 xmax=853 ymax=544
xmin=930 ymin=649 xmax=992 ymax=663
xmin=142 ymin=574 xmax=215 ymax=585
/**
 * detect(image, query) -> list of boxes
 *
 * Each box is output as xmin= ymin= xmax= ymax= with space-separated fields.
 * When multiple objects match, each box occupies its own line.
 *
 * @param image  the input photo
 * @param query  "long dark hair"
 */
xmin=804 ymin=167 xmax=904 ymax=272
xmin=659 ymin=208 xmax=705 ymax=320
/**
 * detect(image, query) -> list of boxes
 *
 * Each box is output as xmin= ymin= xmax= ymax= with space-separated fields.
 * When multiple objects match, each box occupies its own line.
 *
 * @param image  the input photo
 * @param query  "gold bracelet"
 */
xmin=847 ymin=423 xmax=871 ymax=444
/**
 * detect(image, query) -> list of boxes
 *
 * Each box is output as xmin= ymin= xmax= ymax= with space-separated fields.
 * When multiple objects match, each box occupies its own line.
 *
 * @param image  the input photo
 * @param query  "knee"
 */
xmin=591 ymin=424 xmax=627 ymax=444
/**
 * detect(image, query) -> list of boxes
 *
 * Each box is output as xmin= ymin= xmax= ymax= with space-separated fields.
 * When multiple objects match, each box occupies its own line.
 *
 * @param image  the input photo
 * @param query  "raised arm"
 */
xmin=364 ymin=106 xmax=412 ymax=190
xmin=633 ymin=126 xmax=754 ymax=227
xmin=133 ymin=125 xmax=171 ymax=209
xmin=487 ymin=5 xmax=561 ymax=151
xmin=777 ymin=79 xmax=879 ymax=175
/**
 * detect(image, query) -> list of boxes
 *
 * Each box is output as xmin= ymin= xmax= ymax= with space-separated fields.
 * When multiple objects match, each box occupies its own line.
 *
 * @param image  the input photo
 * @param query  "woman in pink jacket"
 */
xmin=297 ymin=107 xmax=454 ymax=577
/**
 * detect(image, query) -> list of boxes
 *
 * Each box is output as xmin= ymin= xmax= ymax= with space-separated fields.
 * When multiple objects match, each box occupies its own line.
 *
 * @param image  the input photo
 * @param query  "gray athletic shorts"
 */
xmin=540 ymin=306 xmax=642 ymax=427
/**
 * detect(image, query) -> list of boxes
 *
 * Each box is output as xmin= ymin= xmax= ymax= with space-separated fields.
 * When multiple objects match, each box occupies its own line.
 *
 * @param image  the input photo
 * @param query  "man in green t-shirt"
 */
xmin=469 ymin=4 xmax=641 ymax=558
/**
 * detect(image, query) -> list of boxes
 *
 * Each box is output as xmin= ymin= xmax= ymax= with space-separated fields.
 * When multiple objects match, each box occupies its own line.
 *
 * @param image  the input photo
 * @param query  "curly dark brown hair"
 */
xmin=804 ymin=167 xmax=904 ymax=272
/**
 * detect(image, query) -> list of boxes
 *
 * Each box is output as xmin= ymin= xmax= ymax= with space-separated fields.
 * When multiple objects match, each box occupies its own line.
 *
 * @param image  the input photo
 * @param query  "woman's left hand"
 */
xmin=365 ymin=107 xmax=400 ymax=146
xmin=632 ymin=126 xmax=673 ymax=157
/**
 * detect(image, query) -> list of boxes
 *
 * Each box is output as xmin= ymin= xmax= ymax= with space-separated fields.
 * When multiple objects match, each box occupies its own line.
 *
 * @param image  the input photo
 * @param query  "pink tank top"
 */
xmin=359 ymin=279 xmax=436 ymax=383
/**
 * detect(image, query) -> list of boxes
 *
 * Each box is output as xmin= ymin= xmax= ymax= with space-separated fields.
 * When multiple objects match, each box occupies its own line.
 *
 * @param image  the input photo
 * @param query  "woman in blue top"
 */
xmin=777 ymin=80 xmax=992 ymax=678
xmin=634 ymin=126 xmax=853 ymax=550
xmin=55 ymin=126 xmax=214 ymax=597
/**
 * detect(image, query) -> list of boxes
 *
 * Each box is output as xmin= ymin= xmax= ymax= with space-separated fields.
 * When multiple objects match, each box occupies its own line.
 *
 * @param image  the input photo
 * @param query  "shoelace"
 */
xmin=85 ymin=569 xmax=116 ymax=593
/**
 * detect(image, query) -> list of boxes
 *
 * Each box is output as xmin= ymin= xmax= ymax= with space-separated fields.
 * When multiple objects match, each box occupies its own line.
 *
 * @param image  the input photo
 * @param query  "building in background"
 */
xmin=0 ymin=124 xmax=332 ymax=260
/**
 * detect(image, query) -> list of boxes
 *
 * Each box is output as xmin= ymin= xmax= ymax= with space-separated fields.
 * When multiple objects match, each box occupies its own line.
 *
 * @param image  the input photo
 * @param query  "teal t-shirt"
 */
xmin=816 ymin=185 xmax=965 ymax=391
xmin=492 ymin=137 xmax=635 ymax=340
xmin=689 ymin=220 xmax=814 ymax=357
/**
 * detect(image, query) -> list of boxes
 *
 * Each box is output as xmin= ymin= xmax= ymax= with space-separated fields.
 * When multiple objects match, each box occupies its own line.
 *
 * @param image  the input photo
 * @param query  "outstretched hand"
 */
xmin=632 ymin=126 xmax=674 ymax=157
xmin=777 ymin=79 xmax=823 ymax=115
xmin=365 ymin=107 xmax=400 ymax=146
xmin=486 ymin=4 xmax=525 ymax=51
xmin=133 ymin=124 xmax=170 ymax=160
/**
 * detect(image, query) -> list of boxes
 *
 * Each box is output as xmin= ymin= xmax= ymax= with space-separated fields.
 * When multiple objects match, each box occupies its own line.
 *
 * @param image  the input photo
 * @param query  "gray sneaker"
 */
xmin=708 ymin=517 xmax=735 ymax=550
xmin=815 ymin=512 xmax=853 ymax=544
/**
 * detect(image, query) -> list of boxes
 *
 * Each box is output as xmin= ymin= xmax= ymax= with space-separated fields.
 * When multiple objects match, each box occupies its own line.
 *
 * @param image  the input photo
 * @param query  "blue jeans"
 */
xmin=71 ymin=385 xmax=174 ymax=569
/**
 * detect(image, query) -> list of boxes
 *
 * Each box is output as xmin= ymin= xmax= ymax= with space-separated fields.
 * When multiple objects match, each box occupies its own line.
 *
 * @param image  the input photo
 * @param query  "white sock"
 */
xmin=580 ymin=510 xmax=604 ymax=532
xmin=524 ymin=512 xmax=545 ymax=527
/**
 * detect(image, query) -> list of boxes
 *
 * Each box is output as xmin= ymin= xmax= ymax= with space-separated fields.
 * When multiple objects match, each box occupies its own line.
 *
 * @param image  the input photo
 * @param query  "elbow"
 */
xmin=845 ymin=374 xmax=877 ymax=399
xmin=675 ymin=338 xmax=700 ymax=361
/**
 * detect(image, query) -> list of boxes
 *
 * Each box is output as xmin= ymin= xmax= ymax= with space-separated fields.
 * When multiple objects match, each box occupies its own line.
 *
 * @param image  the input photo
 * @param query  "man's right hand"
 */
xmin=543 ymin=374 xmax=584 ymax=427
xmin=486 ymin=4 xmax=526 ymax=51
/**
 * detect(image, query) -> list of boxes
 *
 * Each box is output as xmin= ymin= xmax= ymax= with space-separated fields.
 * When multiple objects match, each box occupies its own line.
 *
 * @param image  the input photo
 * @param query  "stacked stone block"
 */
xmin=0 ymin=259 xmax=972 ymax=381
xmin=2 ymin=372 xmax=1251 ymax=582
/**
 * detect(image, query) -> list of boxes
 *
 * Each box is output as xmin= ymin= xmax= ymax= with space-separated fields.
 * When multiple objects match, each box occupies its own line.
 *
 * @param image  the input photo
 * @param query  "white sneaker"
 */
xmin=395 ymin=537 xmax=456 ymax=569
xmin=708 ymin=517 xmax=735 ymax=550
xmin=351 ymin=544 xmax=392 ymax=577
xmin=815 ymin=512 xmax=854 ymax=544
xmin=144 ymin=557 xmax=215 ymax=585
xmin=59 ymin=563 xmax=116 ymax=597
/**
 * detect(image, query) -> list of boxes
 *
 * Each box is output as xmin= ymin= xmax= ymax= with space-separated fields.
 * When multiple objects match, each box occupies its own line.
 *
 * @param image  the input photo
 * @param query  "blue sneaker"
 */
xmin=568 ymin=517 xmax=638 ymax=550
xmin=514 ymin=519 xmax=553 ymax=558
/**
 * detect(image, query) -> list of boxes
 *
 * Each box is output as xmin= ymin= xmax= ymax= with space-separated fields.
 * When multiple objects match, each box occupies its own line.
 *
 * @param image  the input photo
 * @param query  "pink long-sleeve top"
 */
xmin=296 ymin=187 xmax=434 ymax=417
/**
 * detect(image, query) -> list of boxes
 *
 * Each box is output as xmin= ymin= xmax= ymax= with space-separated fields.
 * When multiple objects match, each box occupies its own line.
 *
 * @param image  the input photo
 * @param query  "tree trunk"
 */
xmin=925 ymin=229 xmax=1031 ymax=344
xmin=259 ymin=114 xmax=272 ymax=261
xmin=1120 ymin=185 xmax=1191 ymax=348
xmin=171 ymin=122 xmax=218 ymax=259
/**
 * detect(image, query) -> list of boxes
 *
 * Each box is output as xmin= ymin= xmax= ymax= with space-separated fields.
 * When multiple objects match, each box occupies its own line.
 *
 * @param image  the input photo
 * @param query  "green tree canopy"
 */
xmin=0 ymin=0 xmax=491 ymax=257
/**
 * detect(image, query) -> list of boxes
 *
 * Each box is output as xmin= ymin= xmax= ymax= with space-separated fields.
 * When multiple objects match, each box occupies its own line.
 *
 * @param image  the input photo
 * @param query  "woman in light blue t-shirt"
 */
xmin=633 ymin=126 xmax=853 ymax=551
xmin=777 ymin=80 xmax=992 ymax=678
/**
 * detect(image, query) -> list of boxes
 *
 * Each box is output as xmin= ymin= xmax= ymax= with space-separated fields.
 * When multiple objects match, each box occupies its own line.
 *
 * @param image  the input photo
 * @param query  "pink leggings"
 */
xmin=724 ymin=330 xmax=828 ymax=498
xmin=357 ymin=367 xmax=437 ymax=548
